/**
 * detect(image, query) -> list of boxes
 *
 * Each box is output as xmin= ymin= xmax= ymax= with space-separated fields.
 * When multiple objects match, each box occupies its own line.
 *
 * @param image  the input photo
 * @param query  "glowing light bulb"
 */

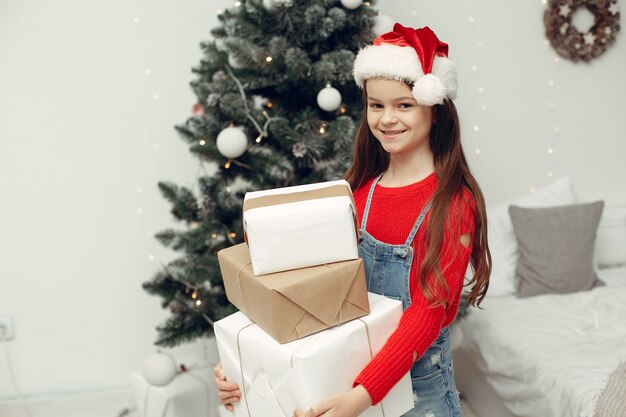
xmin=154 ymin=94 xmax=160 ymax=100
xmin=226 ymin=187 xmax=231 ymax=193
xmin=196 ymin=299 xmax=202 ymax=306
xmin=144 ymin=69 xmax=151 ymax=75
xmin=548 ymin=148 xmax=554 ymax=154
xmin=199 ymin=140 xmax=206 ymax=145
xmin=225 ymin=160 xmax=231 ymax=169
xmin=256 ymin=135 xmax=262 ymax=143
xmin=471 ymin=65 xmax=478 ymax=71
xmin=192 ymin=290 xmax=198 ymax=299
xmin=148 ymin=254 xmax=155 ymax=261
xmin=530 ymin=186 xmax=536 ymax=192
xmin=548 ymin=171 xmax=554 ymax=177
xmin=211 ymin=233 xmax=217 ymax=239
xmin=481 ymin=104 xmax=488 ymax=111
xmin=133 ymin=17 xmax=140 ymax=23
xmin=474 ymin=148 xmax=481 ymax=154
xmin=554 ymin=126 xmax=560 ymax=133
xmin=137 ymin=208 xmax=144 ymax=214
xmin=548 ymin=80 xmax=555 ymax=86
xmin=468 ymin=16 xmax=475 ymax=23
xmin=473 ymin=126 xmax=480 ymax=132
xmin=229 ymin=232 xmax=237 ymax=238
xmin=478 ymin=87 xmax=484 ymax=93
xmin=137 ymin=186 xmax=143 ymax=193
xmin=266 ymin=56 xmax=273 ymax=62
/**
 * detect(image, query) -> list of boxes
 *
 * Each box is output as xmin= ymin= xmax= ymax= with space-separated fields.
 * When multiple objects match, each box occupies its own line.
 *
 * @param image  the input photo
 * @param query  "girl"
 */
xmin=215 ymin=23 xmax=491 ymax=417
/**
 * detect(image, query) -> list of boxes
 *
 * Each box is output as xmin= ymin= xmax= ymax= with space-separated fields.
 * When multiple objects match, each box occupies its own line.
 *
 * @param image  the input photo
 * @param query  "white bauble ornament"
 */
xmin=317 ymin=84 xmax=342 ymax=112
xmin=373 ymin=14 xmax=394 ymax=36
xmin=216 ymin=126 xmax=248 ymax=159
xmin=262 ymin=0 xmax=293 ymax=10
xmin=340 ymin=0 xmax=363 ymax=10
xmin=142 ymin=351 xmax=178 ymax=387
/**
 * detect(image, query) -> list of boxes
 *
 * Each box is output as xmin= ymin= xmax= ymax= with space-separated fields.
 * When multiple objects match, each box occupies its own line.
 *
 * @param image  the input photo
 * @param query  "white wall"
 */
xmin=0 ymin=0 xmax=231 ymax=400
xmin=0 ymin=0 xmax=625 ymax=401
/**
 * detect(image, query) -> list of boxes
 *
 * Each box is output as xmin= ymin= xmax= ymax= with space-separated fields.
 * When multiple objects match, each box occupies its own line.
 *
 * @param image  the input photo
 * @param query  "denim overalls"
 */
xmin=358 ymin=174 xmax=462 ymax=417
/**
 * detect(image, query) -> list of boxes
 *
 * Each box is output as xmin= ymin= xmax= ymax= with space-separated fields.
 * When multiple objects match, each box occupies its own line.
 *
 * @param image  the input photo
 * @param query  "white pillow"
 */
xmin=486 ymin=176 xmax=576 ymax=297
xmin=595 ymin=205 xmax=626 ymax=268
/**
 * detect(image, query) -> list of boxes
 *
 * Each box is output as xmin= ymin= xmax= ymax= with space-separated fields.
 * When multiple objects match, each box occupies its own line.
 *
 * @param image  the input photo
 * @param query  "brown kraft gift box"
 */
xmin=217 ymin=243 xmax=369 ymax=344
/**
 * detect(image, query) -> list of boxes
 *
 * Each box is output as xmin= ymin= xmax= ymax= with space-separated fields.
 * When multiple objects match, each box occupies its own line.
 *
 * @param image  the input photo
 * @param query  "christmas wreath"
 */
xmin=544 ymin=0 xmax=621 ymax=62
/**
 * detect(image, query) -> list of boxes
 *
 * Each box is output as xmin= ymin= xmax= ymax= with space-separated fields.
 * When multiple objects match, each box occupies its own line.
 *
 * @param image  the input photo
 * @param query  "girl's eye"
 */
xmin=399 ymin=103 xmax=413 ymax=109
xmin=368 ymin=103 xmax=382 ymax=109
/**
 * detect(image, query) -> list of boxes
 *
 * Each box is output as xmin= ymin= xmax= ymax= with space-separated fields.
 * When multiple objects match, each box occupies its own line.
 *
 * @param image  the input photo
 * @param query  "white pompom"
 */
xmin=340 ymin=0 xmax=363 ymax=9
xmin=373 ymin=14 xmax=394 ymax=36
xmin=216 ymin=126 xmax=248 ymax=159
xmin=432 ymin=56 xmax=458 ymax=100
xmin=262 ymin=0 xmax=293 ymax=10
xmin=412 ymin=74 xmax=446 ymax=106
xmin=317 ymin=84 xmax=342 ymax=112
xmin=142 ymin=351 xmax=178 ymax=387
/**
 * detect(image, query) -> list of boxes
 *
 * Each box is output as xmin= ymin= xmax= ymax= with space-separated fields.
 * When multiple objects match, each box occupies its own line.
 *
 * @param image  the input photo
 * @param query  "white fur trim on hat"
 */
xmin=353 ymin=43 xmax=424 ymax=87
xmin=353 ymin=43 xmax=458 ymax=104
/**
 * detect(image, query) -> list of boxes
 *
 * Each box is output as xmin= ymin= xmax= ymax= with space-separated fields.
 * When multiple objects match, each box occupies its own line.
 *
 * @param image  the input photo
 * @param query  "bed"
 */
xmin=453 ymin=177 xmax=626 ymax=417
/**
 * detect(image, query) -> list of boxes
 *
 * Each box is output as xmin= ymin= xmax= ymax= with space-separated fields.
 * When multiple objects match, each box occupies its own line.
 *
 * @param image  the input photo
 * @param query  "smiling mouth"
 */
xmin=380 ymin=129 xmax=407 ymax=136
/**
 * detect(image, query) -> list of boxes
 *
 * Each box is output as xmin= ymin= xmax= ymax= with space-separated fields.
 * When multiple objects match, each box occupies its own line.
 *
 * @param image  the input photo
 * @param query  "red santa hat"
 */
xmin=353 ymin=23 xmax=458 ymax=106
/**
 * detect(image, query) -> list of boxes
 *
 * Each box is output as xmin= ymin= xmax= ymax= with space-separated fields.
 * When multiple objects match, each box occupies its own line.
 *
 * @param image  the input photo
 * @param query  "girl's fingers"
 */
xmin=218 ymin=390 xmax=241 ymax=402
xmin=219 ymin=394 xmax=240 ymax=404
xmin=225 ymin=403 xmax=234 ymax=412
xmin=216 ymin=379 xmax=239 ymax=390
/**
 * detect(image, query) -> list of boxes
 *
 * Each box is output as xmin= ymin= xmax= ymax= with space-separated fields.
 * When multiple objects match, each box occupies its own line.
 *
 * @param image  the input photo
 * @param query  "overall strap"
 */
xmin=360 ymin=173 xmax=384 ymax=231
xmin=404 ymin=200 xmax=433 ymax=247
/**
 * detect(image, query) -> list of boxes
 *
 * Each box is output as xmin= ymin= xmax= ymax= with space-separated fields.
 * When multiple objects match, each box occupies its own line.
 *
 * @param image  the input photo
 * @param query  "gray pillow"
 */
xmin=508 ymin=201 xmax=605 ymax=298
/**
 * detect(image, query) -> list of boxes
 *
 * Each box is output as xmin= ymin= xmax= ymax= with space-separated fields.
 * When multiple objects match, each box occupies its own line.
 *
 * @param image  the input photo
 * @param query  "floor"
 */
xmin=0 ymin=390 xmax=480 ymax=417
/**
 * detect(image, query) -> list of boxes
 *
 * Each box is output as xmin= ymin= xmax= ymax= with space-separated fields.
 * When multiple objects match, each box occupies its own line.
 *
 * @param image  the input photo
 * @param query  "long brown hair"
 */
xmin=344 ymin=87 xmax=491 ymax=307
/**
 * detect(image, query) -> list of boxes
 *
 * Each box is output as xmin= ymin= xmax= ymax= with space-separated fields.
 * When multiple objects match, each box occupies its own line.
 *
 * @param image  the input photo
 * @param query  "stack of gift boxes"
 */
xmin=215 ymin=180 xmax=413 ymax=417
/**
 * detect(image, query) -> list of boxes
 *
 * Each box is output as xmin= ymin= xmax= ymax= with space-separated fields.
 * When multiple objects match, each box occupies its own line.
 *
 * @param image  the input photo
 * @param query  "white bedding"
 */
xmin=458 ymin=266 xmax=626 ymax=417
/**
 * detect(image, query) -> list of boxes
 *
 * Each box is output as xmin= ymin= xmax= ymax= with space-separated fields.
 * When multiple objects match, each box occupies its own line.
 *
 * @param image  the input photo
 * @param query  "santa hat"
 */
xmin=354 ymin=23 xmax=458 ymax=106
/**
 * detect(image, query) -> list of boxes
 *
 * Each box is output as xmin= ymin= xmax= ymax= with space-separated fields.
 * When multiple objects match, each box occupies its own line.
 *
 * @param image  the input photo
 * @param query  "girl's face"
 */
xmin=366 ymin=78 xmax=433 ymax=157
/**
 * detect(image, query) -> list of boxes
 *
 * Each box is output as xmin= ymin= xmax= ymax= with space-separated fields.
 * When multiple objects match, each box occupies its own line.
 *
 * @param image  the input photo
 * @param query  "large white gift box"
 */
xmin=243 ymin=179 xmax=359 ymax=276
xmin=131 ymin=361 xmax=226 ymax=417
xmin=214 ymin=293 xmax=414 ymax=417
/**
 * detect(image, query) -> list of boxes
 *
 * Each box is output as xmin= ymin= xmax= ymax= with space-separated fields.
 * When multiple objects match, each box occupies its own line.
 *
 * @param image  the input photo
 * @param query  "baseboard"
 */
xmin=0 ymin=388 xmax=136 ymax=417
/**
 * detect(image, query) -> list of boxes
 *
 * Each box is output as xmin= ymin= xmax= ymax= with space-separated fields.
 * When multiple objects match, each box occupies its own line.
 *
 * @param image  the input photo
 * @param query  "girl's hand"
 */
xmin=213 ymin=362 xmax=241 ymax=412
xmin=292 ymin=385 xmax=372 ymax=417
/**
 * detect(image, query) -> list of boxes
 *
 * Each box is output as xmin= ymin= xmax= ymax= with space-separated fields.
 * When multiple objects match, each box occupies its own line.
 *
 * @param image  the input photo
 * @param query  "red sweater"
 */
xmin=352 ymin=173 xmax=476 ymax=405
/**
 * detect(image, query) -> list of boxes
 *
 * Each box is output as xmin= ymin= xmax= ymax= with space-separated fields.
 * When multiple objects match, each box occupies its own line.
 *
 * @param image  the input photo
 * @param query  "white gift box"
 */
xmin=214 ymin=293 xmax=414 ymax=417
xmin=243 ymin=179 xmax=359 ymax=275
xmin=131 ymin=361 xmax=225 ymax=417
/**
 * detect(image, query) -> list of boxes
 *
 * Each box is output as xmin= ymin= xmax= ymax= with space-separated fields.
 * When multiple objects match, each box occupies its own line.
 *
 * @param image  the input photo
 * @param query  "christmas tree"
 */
xmin=143 ymin=0 xmax=380 ymax=347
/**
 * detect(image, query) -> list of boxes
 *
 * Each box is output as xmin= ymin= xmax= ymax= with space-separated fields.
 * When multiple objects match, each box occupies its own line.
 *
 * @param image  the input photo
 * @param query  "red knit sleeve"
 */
xmin=353 ymin=191 xmax=476 ymax=405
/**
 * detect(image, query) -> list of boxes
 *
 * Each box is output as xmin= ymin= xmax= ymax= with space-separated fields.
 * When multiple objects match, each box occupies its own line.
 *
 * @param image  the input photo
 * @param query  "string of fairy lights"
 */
xmin=130 ymin=1 xmax=225 ymax=310
xmin=539 ymin=0 xmax=564 ymax=192
xmin=465 ymin=1 xmax=489 ymax=162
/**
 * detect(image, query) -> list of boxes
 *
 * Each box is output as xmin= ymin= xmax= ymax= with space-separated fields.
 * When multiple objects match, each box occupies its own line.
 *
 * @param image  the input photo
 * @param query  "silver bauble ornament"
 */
xmin=317 ymin=84 xmax=342 ymax=112
xmin=228 ymin=54 xmax=246 ymax=69
xmin=142 ymin=351 xmax=178 ymax=387
xmin=262 ymin=0 xmax=293 ymax=10
xmin=340 ymin=0 xmax=363 ymax=10
xmin=216 ymin=126 xmax=248 ymax=159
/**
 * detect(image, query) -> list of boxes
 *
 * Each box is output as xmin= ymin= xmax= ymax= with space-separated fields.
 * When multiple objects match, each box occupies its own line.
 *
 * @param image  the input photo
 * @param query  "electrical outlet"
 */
xmin=0 ymin=316 xmax=14 ymax=341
